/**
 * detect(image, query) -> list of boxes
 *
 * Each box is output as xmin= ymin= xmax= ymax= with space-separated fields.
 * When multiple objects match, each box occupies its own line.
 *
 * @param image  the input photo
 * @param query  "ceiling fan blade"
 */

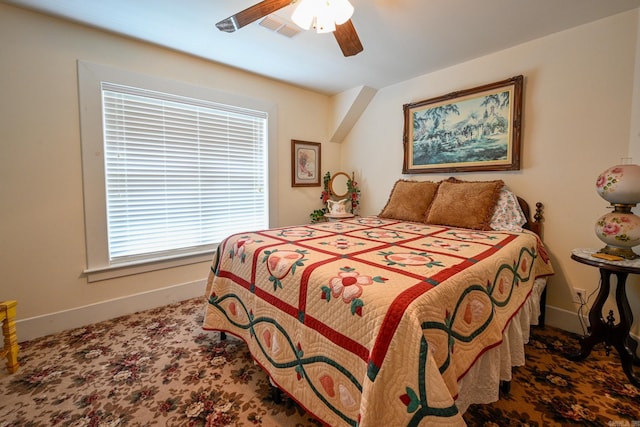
xmin=216 ymin=0 xmax=293 ymax=32
xmin=333 ymin=19 xmax=363 ymax=57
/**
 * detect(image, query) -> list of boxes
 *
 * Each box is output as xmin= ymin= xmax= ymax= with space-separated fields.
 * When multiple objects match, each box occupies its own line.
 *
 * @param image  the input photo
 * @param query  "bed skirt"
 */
xmin=456 ymin=277 xmax=547 ymax=413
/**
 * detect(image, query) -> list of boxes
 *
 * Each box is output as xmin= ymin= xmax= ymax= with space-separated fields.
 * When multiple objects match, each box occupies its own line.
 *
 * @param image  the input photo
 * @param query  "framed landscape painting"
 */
xmin=291 ymin=140 xmax=321 ymax=187
xmin=403 ymin=75 xmax=523 ymax=174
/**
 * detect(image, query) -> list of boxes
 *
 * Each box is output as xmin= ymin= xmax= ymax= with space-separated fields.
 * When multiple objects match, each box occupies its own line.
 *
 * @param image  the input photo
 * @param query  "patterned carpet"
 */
xmin=0 ymin=297 xmax=638 ymax=426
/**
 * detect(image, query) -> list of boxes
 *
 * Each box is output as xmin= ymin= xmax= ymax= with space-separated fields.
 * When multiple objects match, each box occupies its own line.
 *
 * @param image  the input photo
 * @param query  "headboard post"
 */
xmin=530 ymin=202 xmax=543 ymax=238
xmin=517 ymin=197 xmax=544 ymax=237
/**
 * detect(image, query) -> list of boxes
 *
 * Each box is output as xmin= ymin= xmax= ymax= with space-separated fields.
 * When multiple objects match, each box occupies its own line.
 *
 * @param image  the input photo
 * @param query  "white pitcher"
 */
xmin=327 ymin=199 xmax=349 ymax=215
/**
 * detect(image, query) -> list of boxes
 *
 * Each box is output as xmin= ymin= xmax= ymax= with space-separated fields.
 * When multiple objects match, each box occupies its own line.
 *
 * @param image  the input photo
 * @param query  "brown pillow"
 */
xmin=424 ymin=179 xmax=504 ymax=230
xmin=379 ymin=180 xmax=440 ymax=222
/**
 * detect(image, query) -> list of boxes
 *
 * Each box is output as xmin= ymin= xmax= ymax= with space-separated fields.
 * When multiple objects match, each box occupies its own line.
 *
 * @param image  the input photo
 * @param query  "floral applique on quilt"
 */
xmin=319 ymin=238 xmax=365 ymax=251
xmin=423 ymin=239 xmax=470 ymax=252
xmin=364 ymin=230 xmax=403 ymax=240
xmin=262 ymin=249 xmax=308 ymax=291
xmin=229 ymin=236 xmax=262 ymax=263
xmin=321 ymin=267 xmax=387 ymax=316
xmin=276 ymin=228 xmax=316 ymax=239
xmin=446 ymin=231 xmax=498 ymax=241
xmin=379 ymin=251 xmax=445 ymax=268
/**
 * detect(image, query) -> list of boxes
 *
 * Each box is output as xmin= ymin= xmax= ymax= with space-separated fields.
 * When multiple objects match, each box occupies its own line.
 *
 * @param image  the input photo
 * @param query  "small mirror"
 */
xmin=329 ymin=172 xmax=350 ymax=198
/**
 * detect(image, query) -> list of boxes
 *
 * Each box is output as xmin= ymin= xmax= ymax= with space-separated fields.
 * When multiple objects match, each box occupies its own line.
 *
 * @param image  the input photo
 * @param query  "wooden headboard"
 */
xmin=517 ymin=197 xmax=543 ymax=237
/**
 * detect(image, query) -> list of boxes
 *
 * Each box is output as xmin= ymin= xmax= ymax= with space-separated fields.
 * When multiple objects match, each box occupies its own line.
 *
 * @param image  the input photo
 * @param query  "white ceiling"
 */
xmin=5 ymin=0 xmax=640 ymax=95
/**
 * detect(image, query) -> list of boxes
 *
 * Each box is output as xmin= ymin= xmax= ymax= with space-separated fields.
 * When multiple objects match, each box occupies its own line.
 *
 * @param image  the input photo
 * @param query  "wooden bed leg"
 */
xmin=271 ymin=385 xmax=283 ymax=404
xmin=500 ymin=380 xmax=511 ymax=395
xmin=538 ymin=285 xmax=547 ymax=327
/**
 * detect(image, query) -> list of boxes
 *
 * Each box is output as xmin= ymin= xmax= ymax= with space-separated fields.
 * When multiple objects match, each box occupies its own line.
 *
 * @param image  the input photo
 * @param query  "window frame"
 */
xmin=77 ymin=60 xmax=278 ymax=282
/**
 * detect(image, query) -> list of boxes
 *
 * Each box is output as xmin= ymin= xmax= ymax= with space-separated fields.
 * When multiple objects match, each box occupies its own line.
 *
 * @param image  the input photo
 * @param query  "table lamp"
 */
xmin=594 ymin=160 xmax=640 ymax=259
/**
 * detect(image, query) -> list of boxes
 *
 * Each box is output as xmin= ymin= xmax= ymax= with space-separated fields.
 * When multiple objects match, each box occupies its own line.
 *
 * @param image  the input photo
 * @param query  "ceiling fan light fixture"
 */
xmin=314 ymin=8 xmax=336 ymax=33
xmin=292 ymin=0 xmax=354 ymax=33
xmin=291 ymin=0 xmax=315 ymax=30
xmin=330 ymin=0 xmax=354 ymax=25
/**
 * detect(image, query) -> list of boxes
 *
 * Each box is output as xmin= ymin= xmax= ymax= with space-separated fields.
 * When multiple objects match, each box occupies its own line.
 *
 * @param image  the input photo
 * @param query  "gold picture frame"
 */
xmin=403 ymin=75 xmax=523 ymax=174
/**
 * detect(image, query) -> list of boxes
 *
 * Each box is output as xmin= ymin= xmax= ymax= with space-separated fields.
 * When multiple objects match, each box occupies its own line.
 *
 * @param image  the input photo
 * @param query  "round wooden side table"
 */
xmin=567 ymin=248 xmax=640 ymax=387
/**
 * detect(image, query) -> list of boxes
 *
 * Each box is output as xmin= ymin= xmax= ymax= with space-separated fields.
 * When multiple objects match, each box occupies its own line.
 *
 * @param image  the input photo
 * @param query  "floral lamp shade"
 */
xmin=594 ymin=163 xmax=640 ymax=259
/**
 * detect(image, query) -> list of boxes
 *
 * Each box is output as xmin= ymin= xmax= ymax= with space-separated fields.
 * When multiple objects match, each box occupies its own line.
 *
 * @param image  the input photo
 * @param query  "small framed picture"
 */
xmin=291 ymin=140 xmax=321 ymax=187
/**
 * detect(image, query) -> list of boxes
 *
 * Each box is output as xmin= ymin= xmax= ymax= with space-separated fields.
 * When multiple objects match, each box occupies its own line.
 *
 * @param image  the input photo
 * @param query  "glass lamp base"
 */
xmin=594 ymin=205 xmax=640 ymax=259
xmin=598 ymin=245 xmax=639 ymax=260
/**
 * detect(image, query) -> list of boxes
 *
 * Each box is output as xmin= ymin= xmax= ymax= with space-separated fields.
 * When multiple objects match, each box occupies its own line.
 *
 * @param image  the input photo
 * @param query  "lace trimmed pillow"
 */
xmin=490 ymin=186 xmax=528 ymax=232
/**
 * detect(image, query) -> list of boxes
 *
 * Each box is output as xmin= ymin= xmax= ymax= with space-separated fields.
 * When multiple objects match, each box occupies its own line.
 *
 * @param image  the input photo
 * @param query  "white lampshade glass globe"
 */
xmin=595 ymin=164 xmax=640 ymax=204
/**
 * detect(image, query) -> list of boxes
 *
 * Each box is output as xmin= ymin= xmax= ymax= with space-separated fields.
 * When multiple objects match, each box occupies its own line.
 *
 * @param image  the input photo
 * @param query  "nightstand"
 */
xmin=567 ymin=248 xmax=640 ymax=387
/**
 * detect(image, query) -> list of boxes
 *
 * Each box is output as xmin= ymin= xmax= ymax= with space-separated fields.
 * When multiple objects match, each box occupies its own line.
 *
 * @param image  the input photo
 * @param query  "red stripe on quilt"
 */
xmin=304 ymin=315 xmax=370 ymax=361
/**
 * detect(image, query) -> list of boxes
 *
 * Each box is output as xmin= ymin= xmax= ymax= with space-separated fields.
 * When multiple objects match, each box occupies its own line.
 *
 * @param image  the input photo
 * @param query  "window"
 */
xmin=78 ymin=61 xmax=277 ymax=281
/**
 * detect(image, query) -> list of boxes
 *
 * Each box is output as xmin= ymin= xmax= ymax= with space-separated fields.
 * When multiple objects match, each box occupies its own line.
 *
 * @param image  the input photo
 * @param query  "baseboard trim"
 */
xmin=17 ymin=279 xmax=207 ymax=342
xmin=545 ymin=304 xmax=640 ymax=350
xmin=545 ymin=304 xmax=588 ymax=335
xmin=17 ymin=294 xmax=640 ymax=349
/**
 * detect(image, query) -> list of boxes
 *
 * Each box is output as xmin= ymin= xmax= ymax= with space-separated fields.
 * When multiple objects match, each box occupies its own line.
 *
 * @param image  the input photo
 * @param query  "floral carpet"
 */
xmin=0 ymin=297 xmax=639 ymax=426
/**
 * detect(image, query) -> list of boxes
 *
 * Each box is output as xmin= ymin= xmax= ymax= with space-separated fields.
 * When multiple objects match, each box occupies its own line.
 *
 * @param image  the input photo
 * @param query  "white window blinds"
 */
xmin=101 ymin=82 xmax=268 ymax=262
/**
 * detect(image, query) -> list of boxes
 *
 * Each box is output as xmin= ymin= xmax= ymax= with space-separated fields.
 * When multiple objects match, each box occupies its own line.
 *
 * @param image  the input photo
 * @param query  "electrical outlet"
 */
xmin=572 ymin=287 xmax=586 ymax=304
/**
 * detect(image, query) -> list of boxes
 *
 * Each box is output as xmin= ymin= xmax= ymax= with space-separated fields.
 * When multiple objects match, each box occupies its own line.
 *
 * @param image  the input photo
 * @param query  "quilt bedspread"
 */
xmin=203 ymin=217 xmax=554 ymax=426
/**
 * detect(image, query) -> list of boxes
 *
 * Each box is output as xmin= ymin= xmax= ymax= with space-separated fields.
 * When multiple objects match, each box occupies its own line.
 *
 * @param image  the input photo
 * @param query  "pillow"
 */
xmin=379 ymin=180 xmax=440 ymax=222
xmin=424 ymin=179 xmax=504 ymax=230
xmin=490 ymin=186 xmax=528 ymax=232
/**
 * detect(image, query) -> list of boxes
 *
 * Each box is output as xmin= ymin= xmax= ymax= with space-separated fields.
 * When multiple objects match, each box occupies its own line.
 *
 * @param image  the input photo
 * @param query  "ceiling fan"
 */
xmin=216 ymin=0 xmax=364 ymax=57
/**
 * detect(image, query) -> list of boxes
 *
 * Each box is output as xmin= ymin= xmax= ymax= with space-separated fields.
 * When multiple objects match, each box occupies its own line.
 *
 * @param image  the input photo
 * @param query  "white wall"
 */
xmin=341 ymin=10 xmax=640 ymax=335
xmin=630 ymin=11 xmax=640 ymax=163
xmin=0 ymin=3 xmax=337 ymax=335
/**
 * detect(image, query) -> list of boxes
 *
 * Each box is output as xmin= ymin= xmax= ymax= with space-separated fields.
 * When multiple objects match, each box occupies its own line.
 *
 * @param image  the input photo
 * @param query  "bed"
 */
xmin=203 ymin=178 xmax=554 ymax=426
